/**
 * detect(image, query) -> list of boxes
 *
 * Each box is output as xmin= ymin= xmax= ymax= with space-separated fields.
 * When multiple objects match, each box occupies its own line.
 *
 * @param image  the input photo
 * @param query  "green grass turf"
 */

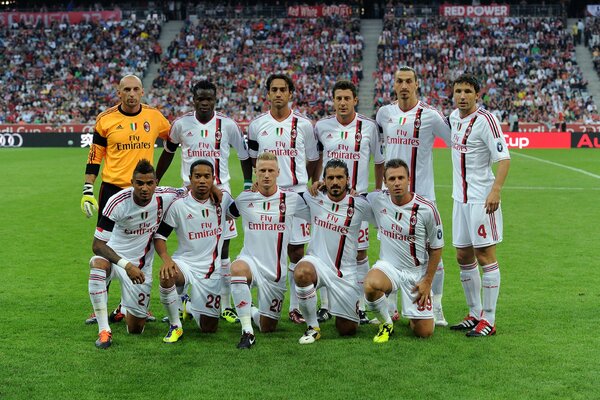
xmin=1 ymin=148 xmax=599 ymax=399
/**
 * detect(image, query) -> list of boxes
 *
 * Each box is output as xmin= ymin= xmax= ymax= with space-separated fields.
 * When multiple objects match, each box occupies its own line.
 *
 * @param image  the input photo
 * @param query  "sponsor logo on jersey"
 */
xmin=263 ymin=202 xmax=271 ymax=211
xmin=200 ymin=129 xmax=208 ymax=138
xmin=380 ymin=208 xmax=387 ymax=214
xmin=130 ymin=123 xmax=137 ymax=131
xmin=326 ymin=133 xmax=333 ymax=139
xmin=248 ymin=202 xmax=254 ymax=208
xmin=398 ymin=116 xmax=407 ymax=126
xmin=117 ymin=124 xmax=124 ymax=130
xmin=261 ymin=130 xmax=268 ymax=136
xmin=186 ymin=213 xmax=193 ymax=219
xmin=144 ymin=121 xmax=150 ymax=132
xmin=186 ymin=131 xmax=193 ymax=137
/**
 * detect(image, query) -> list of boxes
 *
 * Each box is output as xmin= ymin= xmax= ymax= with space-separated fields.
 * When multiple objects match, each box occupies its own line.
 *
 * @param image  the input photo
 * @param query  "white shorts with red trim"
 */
xmin=452 ymin=200 xmax=503 ymax=248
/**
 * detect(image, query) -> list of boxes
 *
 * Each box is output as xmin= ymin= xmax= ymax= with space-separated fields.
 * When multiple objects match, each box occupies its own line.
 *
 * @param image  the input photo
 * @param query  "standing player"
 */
xmin=87 ymin=160 xmax=182 ymax=349
xmin=228 ymin=152 xmax=310 ymax=349
xmin=247 ymin=74 xmax=320 ymax=324
xmin=294 ymin=159 xmax=374 ymax=344
xmin=449 ymin=74 xmax=510 ymax=337
xmin=375 ymin=66 xmax=451 ymax=326
xmin=364 ymin=159 xmax=444 ymax=343
xmin=156 ymin=80 xmax=252 ymax=323
xmin=314 ymin=80 xmax=384 ymax=324
xmin=154 ymin=159 xmax=233 ymax=343
xmin=82 ymin=74 xmax=171 ymax=324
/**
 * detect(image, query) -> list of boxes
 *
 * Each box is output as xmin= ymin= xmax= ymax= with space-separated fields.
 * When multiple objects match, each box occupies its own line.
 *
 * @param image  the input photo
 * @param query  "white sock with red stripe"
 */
xmin=231 ymin=276 xmax=253 ymax=335
xmin=482 ymin=262 xmax=500 ymax=325
xmin=297 ymin=284 xmax=319 ymax=328
xmin=459 ymin=261 xmax=482 ymax=318
xmin=357 ymin=258 xmax=369 ymax=311
xmin=288 ymin=263 xmax=299 ymax=311
xmin=220 ymin=258 xmax=232 ymax=309
xmin=89 ymin=268 xmax=110 ymax=333
xmin=365 ymin=294 xmax=392 ymax=325
xmin=319 ymin=287 xmax=329 ymax=310
xmin=160 ymin=284 xmax=181 ymax=328
xmin=432 ymin=260 xmax=445 ymax=306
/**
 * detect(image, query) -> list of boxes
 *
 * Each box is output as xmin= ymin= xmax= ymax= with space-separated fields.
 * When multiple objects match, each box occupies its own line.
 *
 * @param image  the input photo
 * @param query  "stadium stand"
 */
xmin=374 ymin=9 xmax=593 ymax=125
xmin=0 ymin=16 xmax=162 ymax=124
xmin=145 ymin=15 xmax=364 ymax=122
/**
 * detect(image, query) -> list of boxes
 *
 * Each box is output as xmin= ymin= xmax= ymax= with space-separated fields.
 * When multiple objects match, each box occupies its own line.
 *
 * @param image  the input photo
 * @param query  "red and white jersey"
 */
xmin=231 ymin=187 xmax=309 ymax=282
xmin=168 ymin=111 xmax=249 ymax=188
xmin=95 ymin=186 xmax=182 ymax=269
xmin=315 ymin=113 xmax=384 ymax=193
xmin=157 ymin=191 xmax=233 ymax=278
xmin=367 ymin=191 xmax=444 ymax=270
xmin=247 ymin=110 xmax=319 ymax=192
xmin=304 ymin=192 xmax=373 ymax=277
xmin=376 ymin=101 xmax=451 ymax=200
xmin=449 ymin=107 xmax=510 ymax=204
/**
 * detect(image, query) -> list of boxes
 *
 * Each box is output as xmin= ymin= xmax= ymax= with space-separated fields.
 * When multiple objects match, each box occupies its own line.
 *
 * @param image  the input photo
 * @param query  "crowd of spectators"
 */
xmin=374 ymin=13 xmax=595 ymax=124
xmin=146 ymin=16 xmax=363 ymax=122
xmin=0 ymin=16 xmax=162 ymax=124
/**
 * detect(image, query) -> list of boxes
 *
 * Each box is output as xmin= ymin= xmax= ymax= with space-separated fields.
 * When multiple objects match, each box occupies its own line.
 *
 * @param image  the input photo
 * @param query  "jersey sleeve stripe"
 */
xmin=103 ymin=191 xmax=131 ymax=217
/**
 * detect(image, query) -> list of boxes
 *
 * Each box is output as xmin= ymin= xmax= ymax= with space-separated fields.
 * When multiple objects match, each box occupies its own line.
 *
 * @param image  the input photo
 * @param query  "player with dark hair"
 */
xmin=313 ymin=80 xmax=384 ymax=324
xmin=87 ymin=159 xmax=182 ymax=349
xmin=375 ymin=66 xmax=451 ymax=326
xmin=364 ymin=158 xmax=444 ymax=342
xmin=82 ymin=74 xmax=171 ymax=325
xmin=449 ymin=74 xmax=510 ymax=337
xmin=156 ymin=80 xmax=252 ymax=323
xmin=154 ymin=159 xmax=233 ymax=343
xmin=247 ymin=74 xmax=320 ymax=325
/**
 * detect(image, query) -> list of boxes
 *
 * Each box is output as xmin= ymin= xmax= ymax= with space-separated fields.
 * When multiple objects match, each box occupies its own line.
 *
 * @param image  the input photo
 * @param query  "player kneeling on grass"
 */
xmin=87 ymin=160 xmax=182 ymax=349
xmin=294 ymin=159 xmax=373 ymax=344
xmin=228 ymin=152 xmax=309 ymax=349
xmin=363 ymin=159 xmax=444 ymax=343
xmin=154 ymin=159 xmax=233 ymax=343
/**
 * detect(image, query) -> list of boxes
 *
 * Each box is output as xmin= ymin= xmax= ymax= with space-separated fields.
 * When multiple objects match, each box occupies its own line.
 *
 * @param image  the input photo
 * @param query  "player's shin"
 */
xmin=89 ymin=268 xmax=110 ymax=333
xmin=231 ymin=276 xmax=253 ymax=334
xmin=481 ymin=262 xmax=500 ymax=325
xmin=160 ymin=285 xmax=181 ymax=327
xmin=459 ymin=261 xmax=483 ymax=318
xmin=365 ymin=294 xmax=393 ymax=325
xmin=297 ymin=283 xmax=319 ymax=328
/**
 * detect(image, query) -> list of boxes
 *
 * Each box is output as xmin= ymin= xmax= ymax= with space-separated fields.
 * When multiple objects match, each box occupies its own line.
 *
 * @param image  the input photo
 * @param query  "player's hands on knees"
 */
xmin=81 ymin=183 xmax=98 ymax=218
xmin=159 ymin=261 xmax=178 ymax=281
xmin=308 ymin=180 xmax=323 ymax=196
xmin=412 ymin=278 xmax=432 ymax=308
xmin=485 ymin=189 xmax=501 ymax=214
xmin=125 ymin=263 xmax=145 ymax=284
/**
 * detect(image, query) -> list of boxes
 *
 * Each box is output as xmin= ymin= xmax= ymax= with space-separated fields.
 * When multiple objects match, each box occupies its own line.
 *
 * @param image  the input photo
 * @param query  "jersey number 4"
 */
xmin=477 ymin=224 xmax=487 ymax=239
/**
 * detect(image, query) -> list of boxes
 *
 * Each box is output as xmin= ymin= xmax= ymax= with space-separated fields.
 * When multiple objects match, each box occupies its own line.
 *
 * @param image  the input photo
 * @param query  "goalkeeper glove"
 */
xmin=81 ymin=183 xmax=99 ymax=218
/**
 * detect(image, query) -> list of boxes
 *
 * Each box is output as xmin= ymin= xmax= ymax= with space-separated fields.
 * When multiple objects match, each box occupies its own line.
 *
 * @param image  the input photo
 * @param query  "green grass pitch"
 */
xmin=1 ymin=147 xmax=599 ymax=399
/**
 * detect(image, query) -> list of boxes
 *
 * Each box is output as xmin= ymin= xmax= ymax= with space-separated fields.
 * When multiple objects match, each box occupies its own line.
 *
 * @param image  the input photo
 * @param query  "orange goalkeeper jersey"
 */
xmin=86 ymin=104 xmax=170 ymax=188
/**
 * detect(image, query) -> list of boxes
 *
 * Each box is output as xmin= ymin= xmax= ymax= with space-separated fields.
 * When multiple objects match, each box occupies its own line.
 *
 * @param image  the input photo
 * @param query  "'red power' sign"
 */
xmin=440 ymin=5 xmax=510 ymax=17
xmin=434 ymin=132 xmax=572 ymax=149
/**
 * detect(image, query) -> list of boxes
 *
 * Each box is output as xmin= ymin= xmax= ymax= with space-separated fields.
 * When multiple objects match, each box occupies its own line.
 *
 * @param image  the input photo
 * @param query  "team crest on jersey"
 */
xmin=331 ymin=204 xmax=340 ymax=212
xmin=398 ymin=116 xmax=407 ymax=126
xmin=496 ymin=142 xmax=503 ymax=152
xmin=290 ymin=128 xmax=297 ymax=140
xmin=186 ymin=213 xmax=193 ymax=219
xmin=340 ymin=131 xmax=348 ymax=140
xmin=201 ymin=209 xmax=210 ymax=218
xmin=130 ymin=123 xmax=137 ymax=131
xmin=215 ymin=130 xmax=222 ymax=141
xmin=414 ymin=118 xmax=421 ymax=129
xmin=355 ymin=132 xmax=362 ymax=142
xmin=347 ymin=206 xmax=354 ymax=218
xmin=279 ymin=202 xmax=286 ymax=213
xmin=275 ymin=128 xmax=284 ymax=136
xmin=200 ymin=130 xmax=209 ymax=138
xmin=144 ymin=121 xmax=150 ymax=132
xmin=410 ymin=215 xmax=417 ymax=226
xmin=263 ymin=202 xmax=271 ymax=211
xmin=141 ymin=211 xmax=148 ymax=219
xmin=216 ymin=205 xmax=222 ymax=218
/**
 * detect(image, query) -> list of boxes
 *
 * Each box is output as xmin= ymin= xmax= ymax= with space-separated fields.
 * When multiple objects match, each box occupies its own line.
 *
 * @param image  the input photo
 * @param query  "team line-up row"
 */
xmin=81 ymin=70 xmax=510 ymax=349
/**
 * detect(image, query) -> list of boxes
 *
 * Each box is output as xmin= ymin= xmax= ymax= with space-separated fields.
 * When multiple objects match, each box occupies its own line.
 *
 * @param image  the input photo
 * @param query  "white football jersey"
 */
xmin=95 ymin=186 xmax=182 ymax=269
xmin=376 ymin=101 xmax=451 ymax=200
xmin=315 ymin=113 xmax=384 ymax=193
xmin=247 ymin=110 xmax=319 ymax=192
xmin=168 ymin=111 xmax=249 ymax=188
xmin=449 ymin=107 xmax=510 ymax=204
xmin=231 ymin=187 xmax=309 ymax=283
xmin=367 ymin=191 xmax=444 ymax=270
xmin=304 ymin=192 xmax=373 ymax=277
xmin=157 ymin=191 xmax=233 ymax=278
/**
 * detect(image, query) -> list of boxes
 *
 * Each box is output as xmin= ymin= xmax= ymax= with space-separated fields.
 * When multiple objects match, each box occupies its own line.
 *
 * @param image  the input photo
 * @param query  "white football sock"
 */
xmin=297 ymin=283 xmax=319 ymax=328
xmin=231 ymin=276 xmax=253 ymax=335
xmin=482 ymin=262 xmax=500 ymax=325
xmin=432 ymin=260 xmax=445 ymax=307
xmin=288 ymin=263 xmax=299 ymax=311
xmin=89 ymin=268 xmax=110 ymax=333
xmin=319 ymin=287 xmax=329 ymax=310
xmin=365 ymin=294 xmax=392 ymax=325
xmin=356 ymin=257 xmax=369 ymax=311
xmin=459 ymin=261 xmax=482 ymax=318
xmin=220 ymin=258 xmax=232 ymax=309
xmin=160 ymin=284 xmax=181 ymax=328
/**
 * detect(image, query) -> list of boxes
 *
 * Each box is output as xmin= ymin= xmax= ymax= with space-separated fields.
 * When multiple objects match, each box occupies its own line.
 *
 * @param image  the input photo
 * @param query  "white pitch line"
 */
xmin=436 ymin=184 xmax=600 ymax=191
xmin=511 ymin=152 xmax=600 ymax=180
